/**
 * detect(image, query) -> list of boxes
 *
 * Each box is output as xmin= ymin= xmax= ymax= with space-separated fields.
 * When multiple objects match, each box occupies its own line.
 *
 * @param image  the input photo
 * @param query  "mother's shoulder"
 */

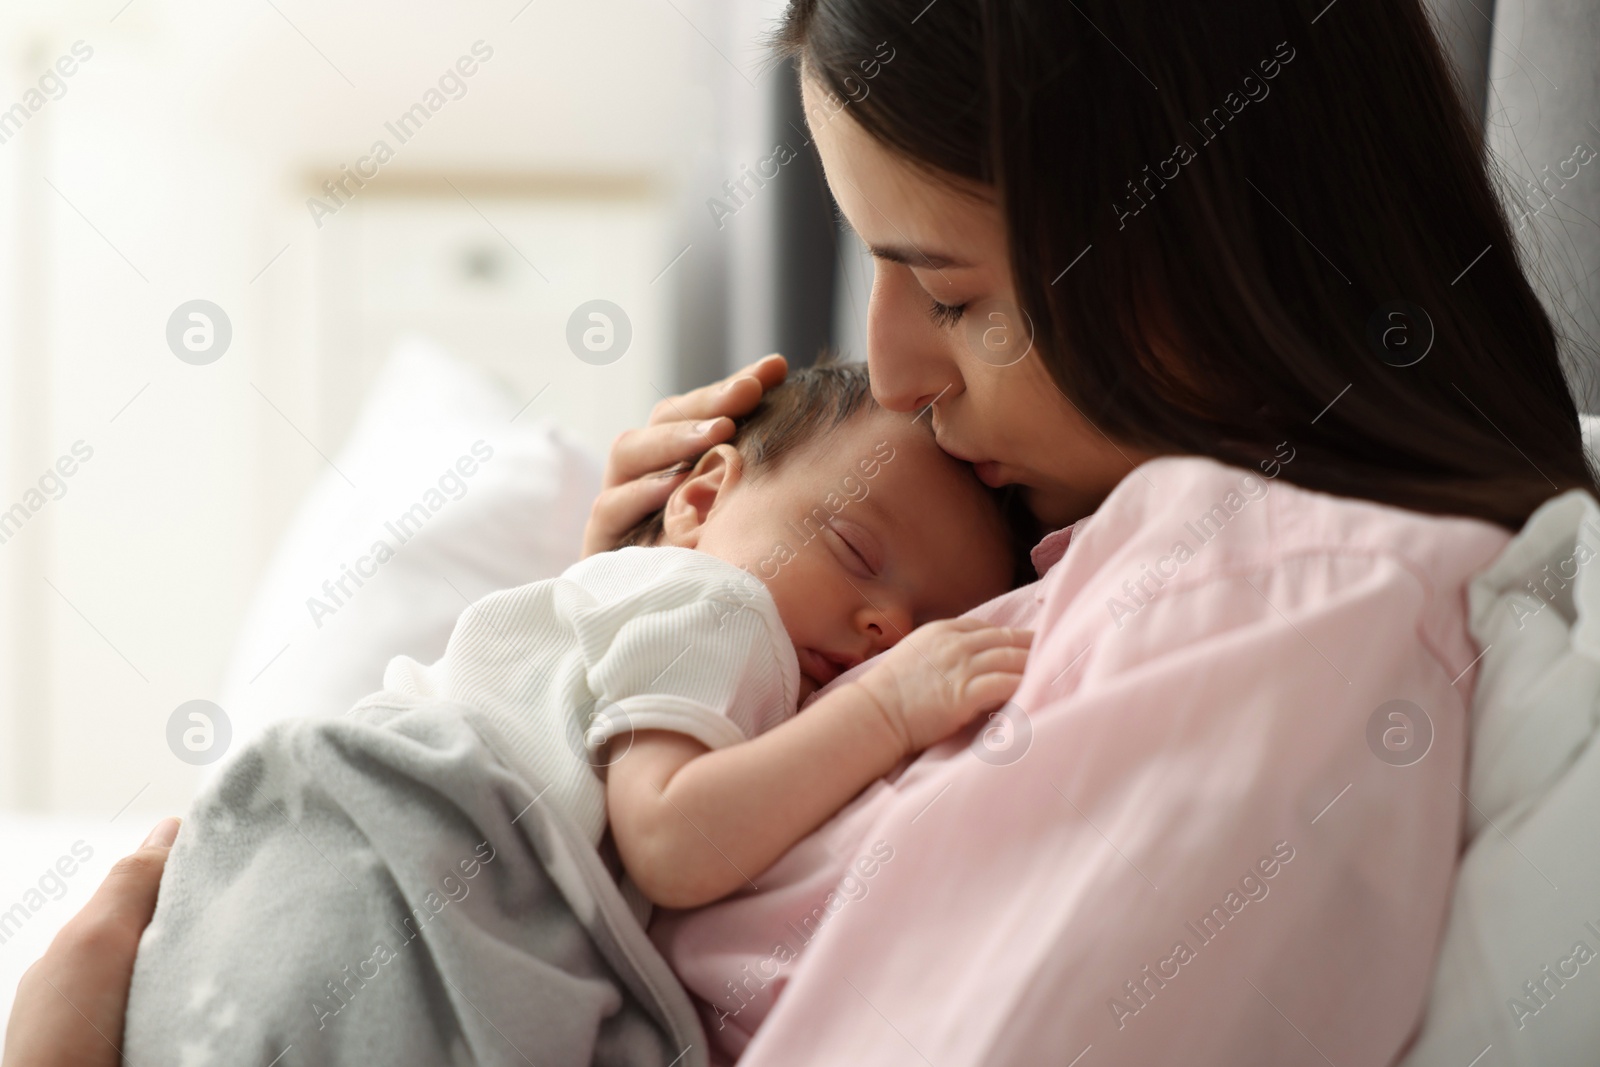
xmin=1030 ymin=455 xmax=1514 ymax=684
xmin=1055 ymin=454 xmax=1511 ymax=604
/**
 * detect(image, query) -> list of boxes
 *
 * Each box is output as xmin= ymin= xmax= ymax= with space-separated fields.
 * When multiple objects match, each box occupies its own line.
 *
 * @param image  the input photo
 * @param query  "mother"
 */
xmin=8 ymin=0 xmax=1593 ymax=1063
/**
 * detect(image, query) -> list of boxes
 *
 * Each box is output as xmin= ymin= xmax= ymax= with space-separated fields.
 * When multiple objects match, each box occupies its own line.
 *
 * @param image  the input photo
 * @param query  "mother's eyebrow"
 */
xmin=867 ymin=243 xmax=966 ymax=270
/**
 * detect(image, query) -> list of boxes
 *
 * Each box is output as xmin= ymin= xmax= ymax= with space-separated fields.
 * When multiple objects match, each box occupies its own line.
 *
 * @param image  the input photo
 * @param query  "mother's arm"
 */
xmin=3 ymin=819 xmax=178 ymax=1067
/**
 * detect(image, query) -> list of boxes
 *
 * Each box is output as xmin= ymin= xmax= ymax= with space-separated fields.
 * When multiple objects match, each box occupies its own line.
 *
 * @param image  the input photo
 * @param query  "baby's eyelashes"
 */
xmin=826 ymin=519 xmax=882 ymax=577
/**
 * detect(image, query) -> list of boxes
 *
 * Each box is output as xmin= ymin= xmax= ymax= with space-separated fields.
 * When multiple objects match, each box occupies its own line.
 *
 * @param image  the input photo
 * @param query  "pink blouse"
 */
xmin=649 ymin=456 xmax=1510 ymax=1066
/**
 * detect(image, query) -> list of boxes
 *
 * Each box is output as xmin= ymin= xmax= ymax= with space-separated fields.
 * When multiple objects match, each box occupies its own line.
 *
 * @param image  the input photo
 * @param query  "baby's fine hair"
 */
xmin=612 ymin=356 xmax=1041 ymax=587
xmin=613 ymin=358 xmax=878 ymax=550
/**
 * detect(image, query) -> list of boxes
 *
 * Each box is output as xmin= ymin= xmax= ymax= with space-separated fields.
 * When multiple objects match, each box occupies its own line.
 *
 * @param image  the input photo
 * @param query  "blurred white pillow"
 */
xmin=214 ymin=336 xmax=600 ymax=759
xmin=1397 ymin=416 xmax=1600 ymax=1064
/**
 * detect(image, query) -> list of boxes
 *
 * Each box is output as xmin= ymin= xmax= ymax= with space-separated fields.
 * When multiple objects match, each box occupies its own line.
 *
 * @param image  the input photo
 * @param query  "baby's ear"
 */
xmin=660 ymin=445 xmax=744 ymax=548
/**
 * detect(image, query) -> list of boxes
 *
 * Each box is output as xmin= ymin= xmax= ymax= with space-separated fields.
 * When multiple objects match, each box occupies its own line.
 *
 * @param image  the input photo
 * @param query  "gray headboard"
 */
xmin=1426 ymin=0 xmax=1600 ymax=411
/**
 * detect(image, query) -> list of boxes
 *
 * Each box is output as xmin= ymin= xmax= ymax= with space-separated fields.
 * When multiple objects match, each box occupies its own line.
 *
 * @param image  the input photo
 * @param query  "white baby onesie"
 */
xmin=358 ymin=545 xmax=801 ymax=845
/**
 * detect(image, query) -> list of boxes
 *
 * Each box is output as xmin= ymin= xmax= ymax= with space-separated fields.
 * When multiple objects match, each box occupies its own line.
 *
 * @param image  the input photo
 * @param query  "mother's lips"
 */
xmin=939 ymin=441 xmax=1007 ymax=488
xmin=972 ymin=460 xmax=1007 ymax=488
xmin=936 ymin=438 xmax=980 ymax=464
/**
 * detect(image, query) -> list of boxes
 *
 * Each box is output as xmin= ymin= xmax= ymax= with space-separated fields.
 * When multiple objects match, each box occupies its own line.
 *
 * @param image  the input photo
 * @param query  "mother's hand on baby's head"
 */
xmin=583 ymin=354 xmax=789 ymax=558
xmin=2 ymin=818 xmax=179 ymax=1067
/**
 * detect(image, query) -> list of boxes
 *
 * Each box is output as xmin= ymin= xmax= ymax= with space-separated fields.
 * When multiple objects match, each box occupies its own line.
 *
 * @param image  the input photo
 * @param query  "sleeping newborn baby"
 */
xmin=125 ymin=361 xmax=1030 ymax=1066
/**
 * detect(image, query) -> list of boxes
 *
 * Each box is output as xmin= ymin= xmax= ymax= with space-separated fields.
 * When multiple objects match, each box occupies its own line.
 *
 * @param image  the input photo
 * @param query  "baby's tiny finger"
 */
xmin=965 ymin=646 xmax=1030 ymax=676
xmin=964 ymin=671 xmax=1025 ymax=711
xmin=959 ymin=626 xmax=1034 ymax=654
xmin=928 ymin=616 xmax=986 ymax=634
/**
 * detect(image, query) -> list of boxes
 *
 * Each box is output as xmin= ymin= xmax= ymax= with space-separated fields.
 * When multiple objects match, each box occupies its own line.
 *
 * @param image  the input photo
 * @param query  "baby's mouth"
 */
xmin=798 ymin=647 xmax=851 ymax=689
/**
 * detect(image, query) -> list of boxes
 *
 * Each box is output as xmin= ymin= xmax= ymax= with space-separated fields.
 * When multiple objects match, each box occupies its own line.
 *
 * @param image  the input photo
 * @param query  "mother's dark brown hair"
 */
xmin=779 ymin=0 xmax=1597 ymax=529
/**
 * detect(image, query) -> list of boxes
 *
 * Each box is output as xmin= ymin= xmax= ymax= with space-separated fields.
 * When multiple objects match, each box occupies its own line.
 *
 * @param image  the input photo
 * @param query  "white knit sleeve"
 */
xmin=581 ymin=561 xmax=798 ymax=755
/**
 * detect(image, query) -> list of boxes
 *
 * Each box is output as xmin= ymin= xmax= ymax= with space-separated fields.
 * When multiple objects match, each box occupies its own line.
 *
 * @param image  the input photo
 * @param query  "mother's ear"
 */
xmin=660 ymin=444 xmax=744 ymax=548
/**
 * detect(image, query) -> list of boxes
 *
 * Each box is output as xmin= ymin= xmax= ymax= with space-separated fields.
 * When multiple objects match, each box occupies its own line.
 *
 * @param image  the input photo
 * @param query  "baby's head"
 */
xmin=616 ymin=361 xmax=1030 ymax=702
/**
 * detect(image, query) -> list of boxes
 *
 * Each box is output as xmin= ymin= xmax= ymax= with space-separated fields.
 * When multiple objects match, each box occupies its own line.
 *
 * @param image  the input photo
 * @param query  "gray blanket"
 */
xmin=125 ymin=699 xmax=708 ymax=1067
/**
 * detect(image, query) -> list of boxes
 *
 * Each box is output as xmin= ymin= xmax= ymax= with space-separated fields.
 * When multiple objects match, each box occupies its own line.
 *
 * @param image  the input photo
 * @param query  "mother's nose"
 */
xmin=866 ymin=270 xmax=960 ymax=414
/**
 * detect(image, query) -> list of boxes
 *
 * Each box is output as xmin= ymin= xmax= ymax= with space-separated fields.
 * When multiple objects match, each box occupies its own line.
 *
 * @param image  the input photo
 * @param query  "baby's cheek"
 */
xmin=771 ymin=552 xmax=846 ymax=638
xmin=770 ymin=558 xmax=822 ymax=624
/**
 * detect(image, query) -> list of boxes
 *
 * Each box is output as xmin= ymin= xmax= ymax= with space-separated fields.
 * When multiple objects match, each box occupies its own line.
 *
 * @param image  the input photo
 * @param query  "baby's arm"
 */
xmin=605 ymin=618 xmax=1031 ymax=909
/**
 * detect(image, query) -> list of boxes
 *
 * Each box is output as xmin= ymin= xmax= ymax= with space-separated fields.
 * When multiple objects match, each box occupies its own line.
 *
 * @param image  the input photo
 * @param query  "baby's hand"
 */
xmin=854 ymin=618 xmax=1032 ymax=757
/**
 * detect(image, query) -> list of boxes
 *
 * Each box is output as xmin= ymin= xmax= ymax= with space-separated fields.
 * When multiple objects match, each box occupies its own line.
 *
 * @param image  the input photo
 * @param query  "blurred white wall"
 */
xmin=0 ymin=0 xmax=787 ymax=820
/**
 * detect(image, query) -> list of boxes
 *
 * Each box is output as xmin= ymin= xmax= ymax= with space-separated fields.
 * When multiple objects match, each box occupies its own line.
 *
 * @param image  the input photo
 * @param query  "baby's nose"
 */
xmin=859 ymin=602 xmax=913 ymax=649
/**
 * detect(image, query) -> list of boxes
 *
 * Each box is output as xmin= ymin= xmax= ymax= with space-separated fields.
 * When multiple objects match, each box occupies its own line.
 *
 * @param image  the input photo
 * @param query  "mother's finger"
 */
xmin=581 ymin=469 xmax=692 ymax=557
xmin=645 ymin=353 xmax=788 ymax=426
xmin=77 ymin=817 xmax=178 ymax=936
xmin=586 ymin=353 xmax=789 ymax=557
xmin=602 ymin=416 xmax=737 ymax=491
xmin=3 ymin=818 xmax=179 ymax=1067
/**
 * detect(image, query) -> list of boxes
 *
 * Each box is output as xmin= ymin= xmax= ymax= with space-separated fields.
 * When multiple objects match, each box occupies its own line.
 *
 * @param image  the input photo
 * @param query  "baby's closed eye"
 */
xmin=825 ymin=519 xmax=880 ymax=576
